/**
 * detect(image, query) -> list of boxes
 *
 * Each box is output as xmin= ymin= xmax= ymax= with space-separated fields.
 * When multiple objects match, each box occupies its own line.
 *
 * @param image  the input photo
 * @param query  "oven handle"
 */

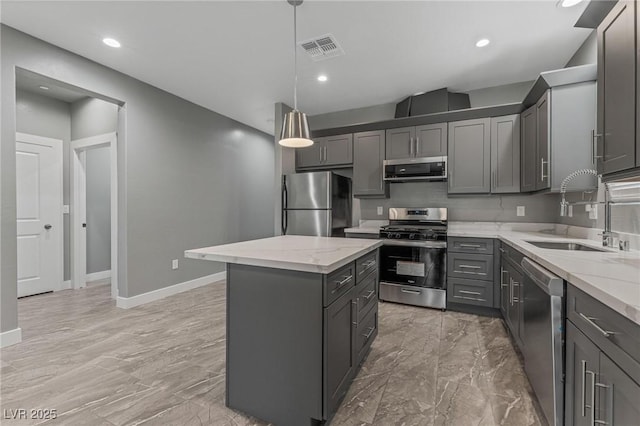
xmin=381 ymin=240 xmax=447 ymax=249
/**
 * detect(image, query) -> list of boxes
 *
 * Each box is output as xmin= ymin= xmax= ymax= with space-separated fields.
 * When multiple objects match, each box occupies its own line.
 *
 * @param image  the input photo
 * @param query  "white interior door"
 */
xmin=16 ymin=133 xmax=63 ymax=298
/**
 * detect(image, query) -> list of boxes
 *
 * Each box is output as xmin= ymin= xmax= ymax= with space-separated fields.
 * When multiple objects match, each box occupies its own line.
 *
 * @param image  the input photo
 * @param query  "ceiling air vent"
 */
xmin=298 ymin=34 xmax=344 ymax=61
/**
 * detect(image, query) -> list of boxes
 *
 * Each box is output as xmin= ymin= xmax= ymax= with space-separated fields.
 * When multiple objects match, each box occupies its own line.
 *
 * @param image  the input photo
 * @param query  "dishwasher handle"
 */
xmin=521 ymin=258 xmax=564 ymax=297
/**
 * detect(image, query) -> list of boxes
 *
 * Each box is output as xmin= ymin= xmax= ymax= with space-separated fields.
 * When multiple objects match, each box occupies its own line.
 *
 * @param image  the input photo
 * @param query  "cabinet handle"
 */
xmin=401 ymin=288 xmax=421 ymax=295
xmin=540 ymin=157 xmax=548 ymax=182
xmin=414 ymin=137 xmax=420 ymax=157
xmin=362 ymin=260 xmax=376 ymax=268
xmin=588 ymin=370 xmax=596 ymax=426
xmin=458 ymin=290 xmax=482 ymax=296
xmin=581 ymin=360 xmax=588 ymax=417
xmin=459 ymin=243 xmax=481 ymax=248
xmin=578 ymin=313 xmax=618 ymax=338
xmin=499 ymin=247 xmax=505 ymax=253
xmin=511 ymin=280 xmax=519 ymax=303
xmin=509 ymin=277 xmax=514 ymax=306
xmin=363 ymin=326 xmax=376 ymax=340
xmin=459 ymin=264 xmax=481 ymax=269
xmin=352 ymin=300 xmax=358 ymax=326
xmin=500 ymin=268 xmax=508 ymax=287
xmin=592 ymin=130 xmax=603 ymax=165
xmin=409 ymin=137 xmax=414 ymax=157
xmin=363 ymin=290 xmax=376 ymax=301
xmin=492 ymin=171 xmax=496 ymax=189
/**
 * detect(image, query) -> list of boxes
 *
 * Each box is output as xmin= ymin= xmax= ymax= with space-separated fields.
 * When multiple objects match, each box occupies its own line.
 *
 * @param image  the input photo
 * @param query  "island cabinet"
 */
xmin=565 ymin=284 xmax=640 ymax=425
xmin=225 ymin=248 xmax=379 ymax=426
xmin=296 ymin=133 xmax=353 ymax=170
xmin=597 ymin=0 xmax=638 ymax=177
xmin=353 ymin=130 xmax=388 ymax=198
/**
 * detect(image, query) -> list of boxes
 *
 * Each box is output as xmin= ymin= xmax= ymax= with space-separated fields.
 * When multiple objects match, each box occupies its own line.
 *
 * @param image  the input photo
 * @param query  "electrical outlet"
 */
xmin=377 ymin=206 xmax=383 ymax=216
xmin=172 ymin=259 xmax=179 ymax=270
xmin=585 ymin=204 xmax=592 ymax=212
xmin=63 ymin=205 xmax=70 ymax=214
xmin=516 ymin=206 xmax=525 ymax=217
xmin=589 ymin=206 xmax=598 ymax=220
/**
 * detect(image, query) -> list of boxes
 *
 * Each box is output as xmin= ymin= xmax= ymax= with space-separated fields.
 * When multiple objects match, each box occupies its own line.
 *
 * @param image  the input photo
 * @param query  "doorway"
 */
xmin=15 ymin=133 xmax=64 ymax=297
xmin=70 ymin=133 xmax=118 ymax=298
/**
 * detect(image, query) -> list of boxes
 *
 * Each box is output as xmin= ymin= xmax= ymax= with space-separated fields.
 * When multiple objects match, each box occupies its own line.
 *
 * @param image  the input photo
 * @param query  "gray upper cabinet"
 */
xmin=296 ymin=134 xmax=353 ymax=170
xmin=520 ymin=105 xmax=537 ymax=193
xmin=353 ymin=130 xmax=387 ymax=198
xmin=415 ymin=123 xmax=448 ymax=157
xmin=385 ymin=123 xmax=447 ymax=159
xmin=491 ymin=114 xmax=520 ymax=193
xmin=385 ymin=127 xmax=415 ymax=159
xmin=521 ymin=85 xmax=597 ymax=193
xmin=597 ymin=0 xmax=637 ymax=175
xmin=447 ymin=118 xmax=491 ymax=194
xmin=536 ymin=92 xmax=550 ymax=191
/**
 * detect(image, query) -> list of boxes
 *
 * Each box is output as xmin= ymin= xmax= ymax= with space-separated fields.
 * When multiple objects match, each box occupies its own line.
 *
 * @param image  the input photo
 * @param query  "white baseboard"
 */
xmin=116 ymin=271 xmax=225 ymax=309
xmin=0 ymin=328 xmax=22 ymax=348
xmin=87 ymin=270 xmax=111 ymax=282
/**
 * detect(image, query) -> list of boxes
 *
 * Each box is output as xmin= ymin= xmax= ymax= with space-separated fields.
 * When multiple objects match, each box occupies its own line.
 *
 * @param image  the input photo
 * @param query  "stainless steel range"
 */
xmin=379 ymin=208 xmax=447 ymax=310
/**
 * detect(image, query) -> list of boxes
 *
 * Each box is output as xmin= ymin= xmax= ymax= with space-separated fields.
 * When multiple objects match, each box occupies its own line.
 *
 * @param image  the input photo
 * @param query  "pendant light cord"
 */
xmin=293 ymin=2 xmax=298 ymax=111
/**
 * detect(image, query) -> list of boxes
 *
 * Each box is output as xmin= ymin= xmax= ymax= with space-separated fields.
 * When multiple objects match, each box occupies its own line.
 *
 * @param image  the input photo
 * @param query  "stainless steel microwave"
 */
xmin=383 ymin=156 xmax=447 ymax=182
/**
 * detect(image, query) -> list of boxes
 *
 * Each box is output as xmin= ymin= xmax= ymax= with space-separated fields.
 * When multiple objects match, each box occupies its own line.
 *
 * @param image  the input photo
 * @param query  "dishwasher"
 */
xmin=521 ymin=258 xmax=565 ymax=426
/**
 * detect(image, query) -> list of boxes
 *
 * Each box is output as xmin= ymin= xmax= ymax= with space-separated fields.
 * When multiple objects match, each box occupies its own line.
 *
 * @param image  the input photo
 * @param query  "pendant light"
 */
xmin=279 ymin=0 xmax=313 ymax=148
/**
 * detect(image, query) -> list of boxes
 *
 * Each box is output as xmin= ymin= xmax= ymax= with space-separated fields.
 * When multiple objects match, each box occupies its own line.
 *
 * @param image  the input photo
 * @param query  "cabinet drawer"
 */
xmin=448 ymin=237 xmax=494 ymax=254
xmin=356 ymin=271 xmax=377 ymax=321
xmin=355 ymin=305 xmax=378 ymax=365
xmin=448 ymin=253 xmax=494 ymax=281
xmin=447 ymin=277 xmax=494 ymax=307
xmin=324 ymin=262 xmax=355 ymax=307
xmin=568 ymin=285 xmax=640 ymax=377
xmin=355 ymin=250 xmax=378 ymax=283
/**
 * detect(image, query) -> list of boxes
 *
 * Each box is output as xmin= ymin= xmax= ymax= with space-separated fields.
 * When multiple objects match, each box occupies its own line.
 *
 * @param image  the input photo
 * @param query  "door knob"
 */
xmin=44 ymin=224 xmax=52 ymax=230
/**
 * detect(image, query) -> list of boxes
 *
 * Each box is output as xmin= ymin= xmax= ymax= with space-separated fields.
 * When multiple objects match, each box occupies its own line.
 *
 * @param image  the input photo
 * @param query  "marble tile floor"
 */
xmin=0 ymin=281 xmax=544 ymax=426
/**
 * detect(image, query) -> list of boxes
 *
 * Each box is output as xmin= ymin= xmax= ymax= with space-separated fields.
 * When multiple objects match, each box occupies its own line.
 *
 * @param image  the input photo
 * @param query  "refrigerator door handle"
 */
xmin=281 ymin=178 xmax=288 ymax=235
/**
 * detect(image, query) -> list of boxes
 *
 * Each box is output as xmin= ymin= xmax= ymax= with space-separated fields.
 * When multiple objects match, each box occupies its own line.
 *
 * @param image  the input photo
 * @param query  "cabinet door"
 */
xmin=323 ymin=134 xmax=353 ymax=166
xmin=415 ymin=123 xmax=447 ymax=157
xmin=505 ymin=262 xmax=523 ymax=346
xmin=447 ymin=118 xmax=491 ymax=194
xmin=598 ymin=1 xmax=637 ymax=174
xmin=324 ymin=287 xmax=356 ymax=418
xmin=353 ymin=130 xmax=386 ymax=197
xmin=598 ymin=352 xmax=640 ymax=426
xmin=536 ymin=91 xmax=551 ymax=190
xmin=637 ymin=0 xmax=640 ymax=167
xmin=565 ymin=321 xmax=601 ymax=426
xmin=521 ymin=105 xmax=538 ymax=192
xmin=499 ymin=256 xmax=510 ymax=318
xmin=296 ymin=139 xmax=324 ymax=169
xmin=491 ymin=115 xmax=521 ymax=193
xmin=385 ymin=127 xmax=415 ymax=159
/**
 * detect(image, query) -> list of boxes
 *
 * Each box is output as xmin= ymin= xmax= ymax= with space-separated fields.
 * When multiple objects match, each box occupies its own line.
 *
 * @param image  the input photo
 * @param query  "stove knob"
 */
xmin=395 ymin=233 xmax=402 ymax=239
xmin=409 ymin=233 xmax=417 ymax=240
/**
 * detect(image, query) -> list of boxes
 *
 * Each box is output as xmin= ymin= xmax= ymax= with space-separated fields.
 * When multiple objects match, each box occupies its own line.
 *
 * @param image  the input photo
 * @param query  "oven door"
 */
xmin=379 ymin=241 xmax=446 ymax=289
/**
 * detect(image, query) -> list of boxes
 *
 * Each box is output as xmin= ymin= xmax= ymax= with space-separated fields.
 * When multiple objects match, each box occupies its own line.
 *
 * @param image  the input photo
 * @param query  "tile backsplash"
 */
xmin=359 ymin=181 xmax=562 ymax=223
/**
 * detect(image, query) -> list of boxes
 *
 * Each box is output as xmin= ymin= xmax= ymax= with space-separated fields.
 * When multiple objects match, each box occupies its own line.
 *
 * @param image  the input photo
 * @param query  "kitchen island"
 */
xmin=185 ymin=236 xmax=382 ymax=426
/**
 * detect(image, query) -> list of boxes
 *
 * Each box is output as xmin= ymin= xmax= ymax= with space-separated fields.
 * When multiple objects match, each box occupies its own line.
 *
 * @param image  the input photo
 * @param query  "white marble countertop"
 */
xmin=185 ymin=235 xmax=382 ymax=274
xmin=449 ymin=224 xmax=640 ymax=325
xmin=344 ymin=220 xmax=387 ymax=235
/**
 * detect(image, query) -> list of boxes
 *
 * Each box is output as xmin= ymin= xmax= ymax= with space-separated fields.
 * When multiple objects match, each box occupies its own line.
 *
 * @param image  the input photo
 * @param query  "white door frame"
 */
xmin=15 ymin=132 xmax=64 ymax=293
xmin=70 ymin=132 xmax=118 ymax=299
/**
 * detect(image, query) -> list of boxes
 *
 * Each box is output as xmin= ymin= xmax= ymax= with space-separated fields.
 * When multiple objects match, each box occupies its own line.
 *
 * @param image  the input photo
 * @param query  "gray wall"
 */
xmin=566 ymin=31 xmax=597 ymax=67
xmin=70 ymin=97 xmax=119 ymax=275
xmin=15 ymin=90 xmax=73 ymax=281
xmin=85 ymin=146 xmax=111 ymax=274
xmin=360 ymin=181 xmax=561 ymax=223
xmin=1 ymin=25 xmax=274 ymax=333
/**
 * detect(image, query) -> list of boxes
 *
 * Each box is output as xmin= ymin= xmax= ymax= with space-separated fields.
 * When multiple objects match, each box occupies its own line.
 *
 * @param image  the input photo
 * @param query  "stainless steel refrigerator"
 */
xmin=282 ymin=171 xmax=352 ymax=237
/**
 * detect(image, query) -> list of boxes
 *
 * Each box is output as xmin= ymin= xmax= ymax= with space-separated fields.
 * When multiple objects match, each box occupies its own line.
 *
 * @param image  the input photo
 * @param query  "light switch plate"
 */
xmin=172 ymin=259 xmax=179 ymax=270
xmin=63 ymin=205 xmax=70 ymax=214
xmin=589 ymin=207 xmax=598 ymax=220
xmin=516 ymin=206 xmax=525 ymax=217
xmin=377 ymin=206 xmax=383 ymax=216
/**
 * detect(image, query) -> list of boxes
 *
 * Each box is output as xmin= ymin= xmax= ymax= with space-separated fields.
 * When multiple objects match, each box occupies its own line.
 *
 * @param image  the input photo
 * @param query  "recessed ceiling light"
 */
xmin=102 ymin=37 xmax=121 ymax=48
xmin=39 ymin=85 xmax=49 ymax=90
xmin=561 ymin=0 xmax=584 ymax=7
xmin=476 ymin=38 xmax=490 ymax=48
xmin=317 ymin=75 xmax=328 ymax=82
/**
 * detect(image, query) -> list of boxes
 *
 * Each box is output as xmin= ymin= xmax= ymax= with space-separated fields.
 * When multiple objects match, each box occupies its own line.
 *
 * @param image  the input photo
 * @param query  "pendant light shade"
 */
xmin=280 ymin=110 xmax=312 ymax=147
xmin=279 ymin=0 xmax=313 ymax=148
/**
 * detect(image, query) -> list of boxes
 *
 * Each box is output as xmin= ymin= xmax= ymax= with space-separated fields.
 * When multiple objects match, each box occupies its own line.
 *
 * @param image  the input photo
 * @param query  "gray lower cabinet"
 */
xmin=565 ymin=283 xmax=640 ymax=426
xmin=226 ymin=250 xmax=378 ymax=426
xmin=447 ymin=237 xmax=497 ymax=309
xmin=385 ymin=123 xmax=447 ymax=160
xmin=597 ymin=0 xmax=638 ymax=176
xmin=353 ymin=130 xmax=387 ymax=198
xmin=499 ymin=242 xmax=524 ymax=349
xmin=296 ymin=134 xmax=353 ymax=170
xmin=447 ymin=118 xmax=491 ymax=194
xmin=491 ymin=114 xmax=521 ymax=193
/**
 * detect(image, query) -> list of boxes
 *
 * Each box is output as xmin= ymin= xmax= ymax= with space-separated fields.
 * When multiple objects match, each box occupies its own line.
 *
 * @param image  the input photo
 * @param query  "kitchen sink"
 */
xmin=525 ymin=241 xmax=607 ymax=252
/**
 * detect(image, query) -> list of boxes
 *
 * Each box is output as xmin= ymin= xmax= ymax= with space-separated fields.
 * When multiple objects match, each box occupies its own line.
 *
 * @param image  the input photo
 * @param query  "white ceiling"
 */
xmin=1 ymin=1 xmax=592 ymax=135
